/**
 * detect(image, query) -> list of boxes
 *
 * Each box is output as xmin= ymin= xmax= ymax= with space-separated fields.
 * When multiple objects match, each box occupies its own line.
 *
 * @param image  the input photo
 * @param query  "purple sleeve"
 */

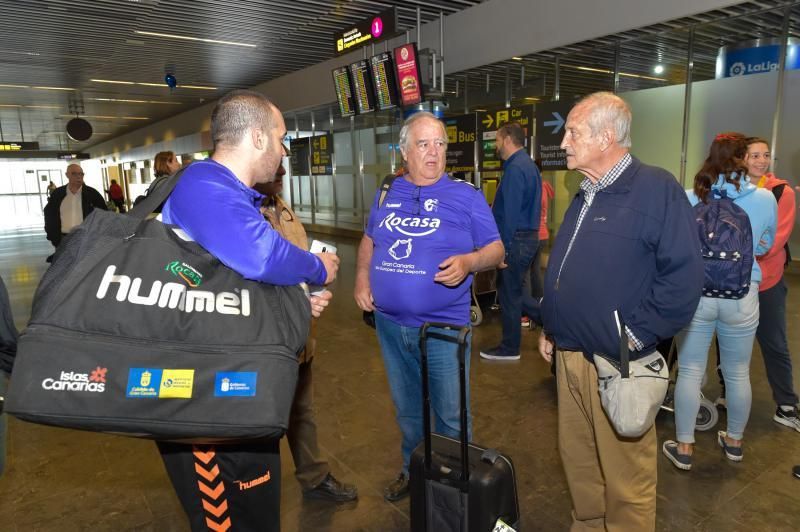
xmin=163 ymin=175 xmax=326 ymax=286
xmin=470 ymin=188 xmax=501 ymax=249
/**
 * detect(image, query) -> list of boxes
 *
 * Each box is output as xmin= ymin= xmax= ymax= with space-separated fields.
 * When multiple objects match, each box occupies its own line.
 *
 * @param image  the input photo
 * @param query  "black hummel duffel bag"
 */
xmin=5 ymin=170 xmax=310 ymax=443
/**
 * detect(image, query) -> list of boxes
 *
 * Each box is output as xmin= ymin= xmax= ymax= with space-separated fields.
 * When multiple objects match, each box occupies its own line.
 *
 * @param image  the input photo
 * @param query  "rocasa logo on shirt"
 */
xmin=379 ymin=212 xmax=441 ymax=236
xmin=42 ymin=366 xmax=107 ymax=392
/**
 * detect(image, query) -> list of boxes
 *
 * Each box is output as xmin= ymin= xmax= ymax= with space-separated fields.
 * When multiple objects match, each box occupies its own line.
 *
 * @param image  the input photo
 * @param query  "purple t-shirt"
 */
xmin=366 ymin=175 xmax=500 ymax=326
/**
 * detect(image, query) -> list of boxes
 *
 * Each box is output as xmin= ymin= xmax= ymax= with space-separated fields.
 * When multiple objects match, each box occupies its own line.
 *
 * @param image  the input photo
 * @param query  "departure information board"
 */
xmin=370 ymin=52 xmax=398 ymax=110
xmin=349 ymin=60 xmax=376 ymax=114
xmin=332 ymin=67 xmax=356 ymax=117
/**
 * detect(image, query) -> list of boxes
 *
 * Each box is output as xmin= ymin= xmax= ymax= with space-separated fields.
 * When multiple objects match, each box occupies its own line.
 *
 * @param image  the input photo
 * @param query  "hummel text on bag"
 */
xmin=96 ymin=265 xmax=251 ymax=316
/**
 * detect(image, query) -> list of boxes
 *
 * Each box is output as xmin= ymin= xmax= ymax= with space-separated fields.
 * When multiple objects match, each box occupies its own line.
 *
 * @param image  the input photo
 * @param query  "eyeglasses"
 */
xmin=412 ymin=186 xmax=421 ymax=215
xmin=414 ymin=138 xmax=447 ymax=152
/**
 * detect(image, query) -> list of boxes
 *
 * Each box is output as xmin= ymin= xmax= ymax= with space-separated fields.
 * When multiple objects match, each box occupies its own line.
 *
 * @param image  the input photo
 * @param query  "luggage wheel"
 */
xmin=695 ymin=397 xmax=719 ymax=431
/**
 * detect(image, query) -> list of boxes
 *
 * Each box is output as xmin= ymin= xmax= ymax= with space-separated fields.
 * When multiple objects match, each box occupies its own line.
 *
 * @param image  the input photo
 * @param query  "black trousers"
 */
xmin=157 ymin=439 xmax=281 ymax=531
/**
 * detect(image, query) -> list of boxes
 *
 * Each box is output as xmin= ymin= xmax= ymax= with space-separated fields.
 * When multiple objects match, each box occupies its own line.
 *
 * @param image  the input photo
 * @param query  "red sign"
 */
xmin=393 ymin=43 xmax=423 ymax=107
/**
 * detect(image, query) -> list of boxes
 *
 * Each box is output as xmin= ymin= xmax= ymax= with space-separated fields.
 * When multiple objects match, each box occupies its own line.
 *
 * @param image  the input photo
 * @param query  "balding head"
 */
xmin=65 ymin=163 xmax=84 ymax=192
xmin=560 ymin=92 xmax=631 ymax=182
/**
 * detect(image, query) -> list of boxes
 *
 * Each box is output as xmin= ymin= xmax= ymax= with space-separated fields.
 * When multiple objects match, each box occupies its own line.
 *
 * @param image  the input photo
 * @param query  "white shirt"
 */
xmin=60 ymin=186 xmax=83 ymax=233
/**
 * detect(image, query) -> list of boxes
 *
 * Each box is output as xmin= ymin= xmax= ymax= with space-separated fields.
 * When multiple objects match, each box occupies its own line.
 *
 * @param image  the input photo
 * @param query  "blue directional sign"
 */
xmin=535 ymin=101 xmax=573 ymax=171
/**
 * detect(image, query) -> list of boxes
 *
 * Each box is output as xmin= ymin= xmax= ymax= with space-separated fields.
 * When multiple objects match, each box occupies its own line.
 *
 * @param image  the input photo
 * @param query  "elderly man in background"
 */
xmin=43 ymin=163 xmax=107 ymax=250
xmin=354 ymin=111 xmax=504 ymax=502
xmin=538 ymin=92 xmax=703 ymax=530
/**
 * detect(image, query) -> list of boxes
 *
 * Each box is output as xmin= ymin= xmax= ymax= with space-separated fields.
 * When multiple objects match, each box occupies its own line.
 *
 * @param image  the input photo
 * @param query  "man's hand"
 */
xmin=309 ymin=289 xmax=333 ymax=318
xmin=315 ymin=252 xmax=340 ymax=284
xmin=434 ymin=254 xmax=474 ymax=287
xmin=354 ymin=277 xmax=375 ymax=311
xmin=539 ymin=331 xmax=554 ymax=363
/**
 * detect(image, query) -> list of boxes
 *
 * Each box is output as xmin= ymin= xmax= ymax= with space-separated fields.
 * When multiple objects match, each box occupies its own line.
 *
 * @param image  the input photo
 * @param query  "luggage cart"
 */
xmin=470 ymin=268 xmax=498 ymax=326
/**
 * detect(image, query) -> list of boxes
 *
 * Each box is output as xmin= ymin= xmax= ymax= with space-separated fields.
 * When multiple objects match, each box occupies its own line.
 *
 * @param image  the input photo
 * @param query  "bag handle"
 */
xmin=419 ymin=322 xmax=471 ymax=490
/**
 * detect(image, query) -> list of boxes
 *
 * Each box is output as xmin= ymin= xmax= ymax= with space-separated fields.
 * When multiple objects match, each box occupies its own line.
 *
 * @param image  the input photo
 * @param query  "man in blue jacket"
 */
xmin=538 ymin=92 xmax=703 ymax=531
xmin=480 ymin=122 xmax=541 ymax=361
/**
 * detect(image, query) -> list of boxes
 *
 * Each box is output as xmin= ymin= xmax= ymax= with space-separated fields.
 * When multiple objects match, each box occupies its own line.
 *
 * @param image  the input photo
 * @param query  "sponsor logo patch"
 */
xmin=159 ymin=369 xmax=195 ymax=398
xmin=214 ymin=372 xmax=258 ymax=397
xmin=165 ymin=260 xmax=203 ymax=287
xmin=378 ymin=212 xmax=441 ymax=236
xmin=126 ymin=368 xmax=163 ymax=398
xmin=42 ymin=367 xmax=108 ymax=393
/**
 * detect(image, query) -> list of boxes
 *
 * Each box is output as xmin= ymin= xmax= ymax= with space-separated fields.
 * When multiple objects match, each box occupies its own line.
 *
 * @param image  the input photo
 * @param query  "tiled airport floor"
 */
xmin=1 ymin=226 xmax=800 ymax=531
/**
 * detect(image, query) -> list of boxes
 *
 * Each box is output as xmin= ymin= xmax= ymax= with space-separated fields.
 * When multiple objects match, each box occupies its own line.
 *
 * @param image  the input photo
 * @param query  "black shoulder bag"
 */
xmin=6 ymin=170 xmax=311 ymax=443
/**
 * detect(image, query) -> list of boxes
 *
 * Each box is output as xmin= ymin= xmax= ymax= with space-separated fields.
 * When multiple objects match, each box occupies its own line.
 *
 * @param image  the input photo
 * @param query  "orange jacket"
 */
xmin=756 ymin=173 xmax=795 ymax=291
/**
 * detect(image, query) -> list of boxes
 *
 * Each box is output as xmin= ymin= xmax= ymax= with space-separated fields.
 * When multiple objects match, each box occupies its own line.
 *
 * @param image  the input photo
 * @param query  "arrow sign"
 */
xmin=481 ymin=114 xmax=494 ymax=129
xmin=543 ymin=112 xmax=565 ymax=135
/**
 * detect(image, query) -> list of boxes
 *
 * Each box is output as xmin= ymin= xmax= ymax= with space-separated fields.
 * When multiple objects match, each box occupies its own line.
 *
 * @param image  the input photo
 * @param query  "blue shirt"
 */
xmin=160 ymin=159 xmax=326 ymax=286
xmin=366 ymin=175 xmax=500 ymax=326
xmin=492 ymin=149 xmax=542 ymax=248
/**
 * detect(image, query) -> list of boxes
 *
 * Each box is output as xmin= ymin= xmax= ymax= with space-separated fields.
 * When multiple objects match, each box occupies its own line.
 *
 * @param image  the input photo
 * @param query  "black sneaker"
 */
xmin=662 ymin=440 xmax=692 ymax=471
xmin=383 ymin=472 xmax=409 ymax=502
xmin=303 ymin=473 xmax=358 ymax=502
xmin=793 ymin=465 xmax=800 ymax=479
xmin=479 ymin=345 xmax=520 ymax=361
xmin=717 ymin=431 xmax=743 ymax=462
xmin=774 ymin=406 xmax=800 ymax=433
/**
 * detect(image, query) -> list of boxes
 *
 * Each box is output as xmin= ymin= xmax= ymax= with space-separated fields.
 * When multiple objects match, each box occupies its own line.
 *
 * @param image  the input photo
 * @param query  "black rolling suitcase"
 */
xmin=410 ymin=323 xmax=520 ymax=532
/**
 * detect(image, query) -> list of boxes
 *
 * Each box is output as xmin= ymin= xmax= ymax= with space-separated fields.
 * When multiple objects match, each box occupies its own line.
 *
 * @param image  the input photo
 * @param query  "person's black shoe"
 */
xmin=383 ymin=472 xmax=409 ymax=502
xmin=793 ymin=466 xmax=800 ymax=479
xmin=303 ymin=473 xmax=358 ymax=502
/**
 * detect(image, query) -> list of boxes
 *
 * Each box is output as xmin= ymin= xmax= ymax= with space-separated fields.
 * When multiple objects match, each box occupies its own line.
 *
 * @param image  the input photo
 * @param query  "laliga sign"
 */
xmin=716 ymin=38 xmax=800 ymax=79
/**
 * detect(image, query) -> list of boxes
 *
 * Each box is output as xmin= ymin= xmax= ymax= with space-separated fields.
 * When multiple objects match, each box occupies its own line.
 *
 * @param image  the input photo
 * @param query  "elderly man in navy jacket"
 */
xmin=538 ymin=92 xmax=703 ymax=531
xmin=480 ymin=121 xmax=541 ymax=361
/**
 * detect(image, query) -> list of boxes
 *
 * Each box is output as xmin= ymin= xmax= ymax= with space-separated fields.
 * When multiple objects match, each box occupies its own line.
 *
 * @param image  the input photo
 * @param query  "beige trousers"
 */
xmin=556 ymin=350 xmax=657 ymax=532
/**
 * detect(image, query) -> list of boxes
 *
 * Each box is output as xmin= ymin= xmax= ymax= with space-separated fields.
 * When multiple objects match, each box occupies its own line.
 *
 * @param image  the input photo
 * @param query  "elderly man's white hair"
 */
xmin=577 ymin=92 xmax=632 ymax=148
xmin=398 ymin=111 xmax=447 ymax=152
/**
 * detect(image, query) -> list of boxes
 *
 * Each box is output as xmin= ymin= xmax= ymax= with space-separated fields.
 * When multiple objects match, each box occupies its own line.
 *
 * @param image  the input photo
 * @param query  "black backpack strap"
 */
xmin=377 ymin=174 xmax=399 ymax=208
xmin=769 ymin=184 xmax=792 ymax=267
xmin=128 ymin=167 xmax=188 ymax=221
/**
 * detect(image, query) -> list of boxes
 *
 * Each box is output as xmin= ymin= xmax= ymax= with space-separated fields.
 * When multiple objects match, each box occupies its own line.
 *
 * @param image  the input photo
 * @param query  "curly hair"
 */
xmin=693 ymin=132 xmax=748 ymax=203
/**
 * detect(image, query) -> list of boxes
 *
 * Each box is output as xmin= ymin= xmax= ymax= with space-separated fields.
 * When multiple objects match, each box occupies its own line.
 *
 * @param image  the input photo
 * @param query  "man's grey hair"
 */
xmin=398 ymin=111 xmax=447 ymax=152
xmin=577 ymin=91 xmax=632 ymax=148
xmin=211 ymin=89 xmax=277 ymax=148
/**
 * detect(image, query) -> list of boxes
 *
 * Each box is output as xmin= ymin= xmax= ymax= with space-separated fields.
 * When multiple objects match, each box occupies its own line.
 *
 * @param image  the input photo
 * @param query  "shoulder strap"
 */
xmin=128 ymin=167 xmax=188 ymax=220
xmin=378 ymin=174 xmax=399 ymax=207
xmin=772 ymin=183 xmax=786 ymax=203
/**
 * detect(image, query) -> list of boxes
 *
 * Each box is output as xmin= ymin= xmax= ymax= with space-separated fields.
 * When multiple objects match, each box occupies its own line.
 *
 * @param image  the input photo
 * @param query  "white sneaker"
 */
xmin=774 ymin=406 xmax=800 ymax=433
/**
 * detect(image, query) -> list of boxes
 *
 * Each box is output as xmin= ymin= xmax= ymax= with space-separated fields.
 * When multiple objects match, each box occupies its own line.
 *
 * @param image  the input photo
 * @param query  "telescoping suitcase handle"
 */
xmin=419 ymin=322 xmax=471 ymax=490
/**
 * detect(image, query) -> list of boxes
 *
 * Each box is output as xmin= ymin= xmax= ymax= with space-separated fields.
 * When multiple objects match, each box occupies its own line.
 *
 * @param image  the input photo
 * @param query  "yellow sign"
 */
xmin=159 ymin=369 xmax=195 ymax=399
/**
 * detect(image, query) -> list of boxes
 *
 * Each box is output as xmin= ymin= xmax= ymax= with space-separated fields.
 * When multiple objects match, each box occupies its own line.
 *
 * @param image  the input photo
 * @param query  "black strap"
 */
xmin=377 ymin=174 xmax=399 ymax=208
xmin=619 ymin=318 xmax=630 ymax=379
xmin=770 ymin=184 xmax=792 ymax=267
xmin=128 ymin=167 xmax=188 ymax=221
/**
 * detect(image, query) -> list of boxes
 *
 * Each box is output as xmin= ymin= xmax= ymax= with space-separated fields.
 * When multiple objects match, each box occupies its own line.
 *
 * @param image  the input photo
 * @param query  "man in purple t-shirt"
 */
xmin=354 ymin=112 xmax=503 ymax=501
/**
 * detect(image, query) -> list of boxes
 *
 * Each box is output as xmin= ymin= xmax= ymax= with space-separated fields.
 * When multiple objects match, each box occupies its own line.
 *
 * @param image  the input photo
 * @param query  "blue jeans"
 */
xmin=498 ymin=233 xmax=539 ymax=354
xmin=674 ymin=285 xmax=759 ymax=442
xmin=374 ymin=312 xmax=472 ymax=474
